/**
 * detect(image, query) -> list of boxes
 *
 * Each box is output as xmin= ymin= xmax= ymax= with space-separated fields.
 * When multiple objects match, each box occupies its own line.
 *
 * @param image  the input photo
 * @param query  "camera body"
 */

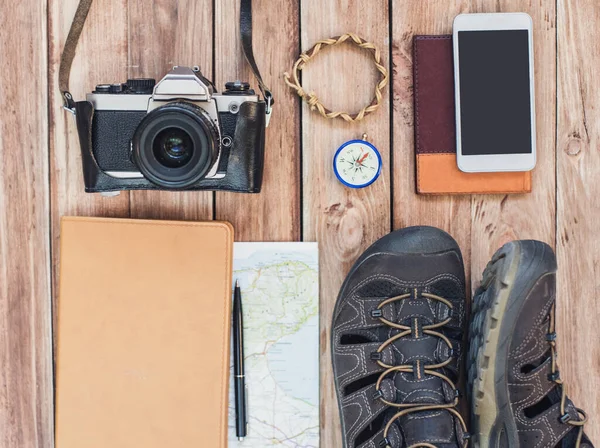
xmin=78 ymin=66 xmax=266 ymax=193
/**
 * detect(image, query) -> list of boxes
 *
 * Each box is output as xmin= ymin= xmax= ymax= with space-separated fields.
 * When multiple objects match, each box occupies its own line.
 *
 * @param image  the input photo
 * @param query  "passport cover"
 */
xmin=55 ymin=217 xmax=234 ymax=448
xmin=413 ymin=35 xmax=532 ymax=195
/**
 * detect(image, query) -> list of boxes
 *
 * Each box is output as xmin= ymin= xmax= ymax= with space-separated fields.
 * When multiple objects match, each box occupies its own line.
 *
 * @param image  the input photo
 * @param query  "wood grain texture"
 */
xmin=300 ymin=1 xmax=391 ymax=445
xmin=49 ymin=0 xmax=130 ymax=292
xmin=467 ymin=0 xmax=556 ymax=294
xmin=391 ymin=0 xmax=473 ymax=281
xmin=2 ymin=0 xmax=600 ymax=445
xmin=215 ymin=0 xmax=301 ymax=241
xmin=0 ymin=1 xmax=53 ymax=447
xmin=128 ymin=0 xmax=214 ymax=221
xmin=556 ymin=0 xmax=600 ymax=441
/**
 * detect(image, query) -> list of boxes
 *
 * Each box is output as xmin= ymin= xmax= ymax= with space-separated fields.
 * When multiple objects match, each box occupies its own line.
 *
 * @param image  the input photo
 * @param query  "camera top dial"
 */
xmin=93 ymin=79 xmax=156 ymax=95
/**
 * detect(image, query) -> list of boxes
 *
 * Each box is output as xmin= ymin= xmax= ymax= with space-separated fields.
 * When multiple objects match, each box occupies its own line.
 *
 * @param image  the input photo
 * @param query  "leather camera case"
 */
xmin=75 ymin=100 xmax=266 ymax=193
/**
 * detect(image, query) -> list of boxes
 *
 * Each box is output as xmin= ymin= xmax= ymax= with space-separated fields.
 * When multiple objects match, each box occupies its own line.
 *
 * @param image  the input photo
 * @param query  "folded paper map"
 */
xmin=228 ymin=242 xmax=319 ymax=447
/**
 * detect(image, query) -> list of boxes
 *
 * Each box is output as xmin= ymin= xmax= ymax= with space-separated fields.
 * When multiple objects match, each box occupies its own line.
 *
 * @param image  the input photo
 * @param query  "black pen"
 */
xmin=233 ymin=280 xmax=247 ymax=441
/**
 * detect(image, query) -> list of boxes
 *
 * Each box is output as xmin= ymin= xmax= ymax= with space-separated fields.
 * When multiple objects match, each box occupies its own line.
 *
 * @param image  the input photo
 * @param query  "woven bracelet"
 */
xmin=283 ymin=33 xmax=389 ymax=122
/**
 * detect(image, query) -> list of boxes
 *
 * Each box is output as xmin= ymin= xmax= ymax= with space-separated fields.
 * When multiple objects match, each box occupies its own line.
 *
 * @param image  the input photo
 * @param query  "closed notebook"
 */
xmin=413 ymin=35 xmax=532 ymax=195
xmin=55 ymin=217 xmax=234 ymax=448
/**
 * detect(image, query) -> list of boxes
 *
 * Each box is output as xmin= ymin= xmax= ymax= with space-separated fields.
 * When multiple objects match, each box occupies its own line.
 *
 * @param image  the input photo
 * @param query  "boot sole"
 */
xmin=468 ymin=240 xmax=557 ymax=448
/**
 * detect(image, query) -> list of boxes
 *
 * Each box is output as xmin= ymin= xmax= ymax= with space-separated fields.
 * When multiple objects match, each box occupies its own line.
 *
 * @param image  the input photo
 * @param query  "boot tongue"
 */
xmin=390 ymin=372 xmax=460 ymax=447
xmin=385 ymin=293 xmax=461 ymax=447
xmin=385 ymin=294 xmax=447 ymax=406
xmin=379 ymin=410 xmax=460 ymax=448
xmin=394 ymin=411 xmax=460 ymax=448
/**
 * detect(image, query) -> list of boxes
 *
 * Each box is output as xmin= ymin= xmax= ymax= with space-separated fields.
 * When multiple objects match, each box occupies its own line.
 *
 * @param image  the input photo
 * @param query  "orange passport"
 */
xmin=413 ymin=35 xmax=532 ymax=195
xmin=55 ymin=217 xmax=234 ymax=448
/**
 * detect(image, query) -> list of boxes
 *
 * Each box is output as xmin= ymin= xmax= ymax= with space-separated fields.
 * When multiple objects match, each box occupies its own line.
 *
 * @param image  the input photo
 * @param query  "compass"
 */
xmin=333 ymin=135 xmax=382 ymax=189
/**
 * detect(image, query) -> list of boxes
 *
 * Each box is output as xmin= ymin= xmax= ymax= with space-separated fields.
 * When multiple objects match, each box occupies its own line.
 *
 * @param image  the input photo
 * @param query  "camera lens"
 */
xmin=153 ymin=128 xmax=194 ymax=168
xmin=132 ymin=102 xmax=220 ymax=189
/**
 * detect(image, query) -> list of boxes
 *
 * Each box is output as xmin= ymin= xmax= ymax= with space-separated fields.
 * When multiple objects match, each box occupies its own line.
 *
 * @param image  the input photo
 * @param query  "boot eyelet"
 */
xmin=546 ymin=332 xmax=557 ymax=342
xmin=548 ymin=371 xmax=560 ymax=382
xmin=370 ymin=309 xmax=383 ymax=318
xmin=370 ymin=351 xmax=382 ymax=361
xmin=379 ymin=437 xmax=390 ymax=447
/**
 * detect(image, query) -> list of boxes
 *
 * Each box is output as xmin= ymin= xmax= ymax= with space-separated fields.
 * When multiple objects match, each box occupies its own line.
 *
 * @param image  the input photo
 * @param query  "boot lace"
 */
xmin=370 ymin=290 xmax=469 ymax=448
xmin=547 ymin=303 xmax=588 ymax=447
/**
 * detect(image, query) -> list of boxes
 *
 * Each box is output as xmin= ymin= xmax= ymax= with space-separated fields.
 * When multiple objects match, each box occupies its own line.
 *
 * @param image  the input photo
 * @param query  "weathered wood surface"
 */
xmin=1 ymin=0 xmax=598 ymax=446
xmin=0 ymin=0 xmax=53 ymax=446
xmin=215 ymin=0 xmax=301 ymax=241
xmin=300 ymin=2 xmax=391 ymax=446
xmin=556 ymin=0 xmax=600 ymax=444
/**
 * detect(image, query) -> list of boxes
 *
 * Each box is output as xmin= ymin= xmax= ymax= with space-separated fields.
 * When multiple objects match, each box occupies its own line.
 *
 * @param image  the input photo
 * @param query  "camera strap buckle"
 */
xmin=265 ymin=91 xmax=273 ymax=128
xmin=63 ymin=105 xmax=76 ymax=116
xmin=62 ymin=91 xmax=77 ymax=116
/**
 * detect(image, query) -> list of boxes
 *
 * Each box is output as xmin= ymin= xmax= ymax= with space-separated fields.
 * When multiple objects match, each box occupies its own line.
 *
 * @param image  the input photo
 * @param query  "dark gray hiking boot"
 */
xmin=468 ymin=240 xmax=594 ymax=448
xmin=332 ymin=226 xmax=470 ymax=448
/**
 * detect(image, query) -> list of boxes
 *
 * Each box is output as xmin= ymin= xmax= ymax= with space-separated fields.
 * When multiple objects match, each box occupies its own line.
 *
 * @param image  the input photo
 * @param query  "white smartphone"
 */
xmin=453 ymin=13 xmax=536 ymax=173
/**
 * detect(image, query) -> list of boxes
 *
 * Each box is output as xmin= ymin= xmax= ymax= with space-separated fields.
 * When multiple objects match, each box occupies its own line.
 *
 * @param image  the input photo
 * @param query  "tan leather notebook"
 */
xmin=413 ymin=35 xmax=532 ymax=195
xmin=55 ymin=217 xmax=234 ymax=448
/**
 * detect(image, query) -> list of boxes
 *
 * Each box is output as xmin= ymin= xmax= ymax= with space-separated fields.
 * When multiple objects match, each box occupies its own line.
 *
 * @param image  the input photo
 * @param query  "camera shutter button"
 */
xmin=94 ymin=84 xmax=111 ymax=93
xmin=109 ymin=84 xmax=124 ymax=93
xmin=225 ymin=81 xmax=250 ymax=92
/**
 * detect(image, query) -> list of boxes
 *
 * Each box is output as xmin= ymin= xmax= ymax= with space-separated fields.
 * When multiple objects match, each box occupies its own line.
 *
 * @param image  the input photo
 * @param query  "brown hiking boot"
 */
xmin=332 ymin=226 xmax=470 ymax=448
xmin=468 ymin=240 xmax=594 ymax=448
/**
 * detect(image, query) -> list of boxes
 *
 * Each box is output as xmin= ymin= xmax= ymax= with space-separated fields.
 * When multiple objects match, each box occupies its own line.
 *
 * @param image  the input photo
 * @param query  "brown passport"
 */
xmin=413 ymin=35 xmax=532 ymax=195
xmin=55 ymin=217 xmax=234 ymax=448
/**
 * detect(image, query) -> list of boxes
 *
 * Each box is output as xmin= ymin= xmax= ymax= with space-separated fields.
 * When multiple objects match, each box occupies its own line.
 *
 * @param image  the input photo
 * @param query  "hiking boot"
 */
xmin=468 ymin=240 xmax=594 ymax=448
xmin=332 ymin=226 xmax=469 ymax=448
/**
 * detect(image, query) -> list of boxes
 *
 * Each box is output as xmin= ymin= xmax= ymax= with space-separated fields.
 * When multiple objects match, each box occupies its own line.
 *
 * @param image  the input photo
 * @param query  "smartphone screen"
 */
xmin=457 ymin=30 xmax=532 ymax=155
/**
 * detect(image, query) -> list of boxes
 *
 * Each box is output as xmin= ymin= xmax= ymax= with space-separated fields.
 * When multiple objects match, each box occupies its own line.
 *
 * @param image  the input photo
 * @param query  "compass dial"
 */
xmin=333 ymin=140 xmax=382 ymax=188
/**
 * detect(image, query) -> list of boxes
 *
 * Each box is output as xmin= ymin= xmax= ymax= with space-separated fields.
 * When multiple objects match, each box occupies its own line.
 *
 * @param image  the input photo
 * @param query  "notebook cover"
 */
xmin=413 ymin=35 xmax=532 ymax=195
xmin=55 ymin=217 xmax=234 ymax=448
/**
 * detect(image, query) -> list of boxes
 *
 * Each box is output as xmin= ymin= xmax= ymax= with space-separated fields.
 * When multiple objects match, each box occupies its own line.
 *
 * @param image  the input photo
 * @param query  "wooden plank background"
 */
xmin=1 ymin=0 xmax=598 ymax=445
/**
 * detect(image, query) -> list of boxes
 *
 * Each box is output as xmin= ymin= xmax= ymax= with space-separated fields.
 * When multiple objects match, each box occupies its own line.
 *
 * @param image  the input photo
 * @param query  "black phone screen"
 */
xmin=457 ymin=30 xmax=532 ymax=155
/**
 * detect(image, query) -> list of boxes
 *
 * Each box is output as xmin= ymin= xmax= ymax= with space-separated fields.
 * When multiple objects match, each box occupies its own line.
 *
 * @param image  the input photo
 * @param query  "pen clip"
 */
xmin=245 ymin=383 xmax=249 ymax=431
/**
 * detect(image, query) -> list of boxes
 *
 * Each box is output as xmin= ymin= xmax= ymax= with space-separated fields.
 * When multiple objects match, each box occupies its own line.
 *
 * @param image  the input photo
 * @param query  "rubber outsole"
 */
xmin=467 ymin=240 xmax=557 ymax=448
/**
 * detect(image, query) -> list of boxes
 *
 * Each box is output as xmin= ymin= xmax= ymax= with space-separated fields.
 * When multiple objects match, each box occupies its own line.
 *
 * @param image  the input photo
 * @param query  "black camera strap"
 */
xmin=59 ymin=0 xmax=273 ymax=120
xmin=239 ymin=0 xmax=273 ymax=111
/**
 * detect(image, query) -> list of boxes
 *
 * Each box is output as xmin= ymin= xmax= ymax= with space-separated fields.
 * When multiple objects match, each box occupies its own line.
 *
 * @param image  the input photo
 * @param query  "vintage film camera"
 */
xmin=82 ymin=67 xmax=266 ymax=192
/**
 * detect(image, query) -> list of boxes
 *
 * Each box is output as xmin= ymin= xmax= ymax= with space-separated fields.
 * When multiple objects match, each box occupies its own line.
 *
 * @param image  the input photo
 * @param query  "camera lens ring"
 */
xmin=132 ymin=102 xmax=220 ymax=189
